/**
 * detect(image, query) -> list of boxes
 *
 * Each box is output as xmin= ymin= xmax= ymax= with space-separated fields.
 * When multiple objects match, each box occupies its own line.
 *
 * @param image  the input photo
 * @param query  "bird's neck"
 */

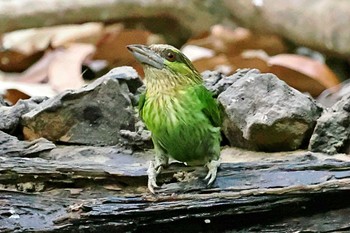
xmin=144 ymin=66 xmax=201 ymax=96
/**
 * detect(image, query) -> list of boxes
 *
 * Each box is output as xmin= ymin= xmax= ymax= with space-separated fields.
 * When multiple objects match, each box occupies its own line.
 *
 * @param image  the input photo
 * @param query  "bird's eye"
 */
xmin=165 ymin=51 xmax=176 ymax=62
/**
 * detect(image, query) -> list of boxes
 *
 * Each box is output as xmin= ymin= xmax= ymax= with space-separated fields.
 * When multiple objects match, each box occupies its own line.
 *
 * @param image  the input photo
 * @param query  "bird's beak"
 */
xmin=127 ymin=44 xmax=164 ymax=69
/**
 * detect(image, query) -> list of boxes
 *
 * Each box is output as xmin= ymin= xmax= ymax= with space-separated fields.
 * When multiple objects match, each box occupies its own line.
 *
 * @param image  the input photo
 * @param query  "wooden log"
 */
xmin=222 ymin=0 xmax=350 ymax=56
xmin=1 ymin=147 xmax=350 ymax=231
xmin=0 ymin=0 xmax=225 ymax=46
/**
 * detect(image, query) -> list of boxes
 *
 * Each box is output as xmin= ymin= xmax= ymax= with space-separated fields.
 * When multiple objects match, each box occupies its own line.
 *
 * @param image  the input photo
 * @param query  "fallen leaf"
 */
xmin=181 ymin=45 xmax=215 ymax=61
xmin=0 ymin=50 xmax=43 ymax=72
xmin=187 ymin=25 xmax=287 ymax=56
xmin=228 ymin=50 xmax=270 ymax=73
xmin=192 ymin=55 xmax=232 ymax=74
xmin=3 ymin=88 xmax=31 ymax=105
xmin=94 ymin=26 xmax=163 ymax=75
xmin=17 ymin=50 xmax=59 ymax=83
xmin=51 ymin=23 xmax=104 ymax=48
xmin=94 ymin=27 xmax=151 ymax=64
xmin=0 ymin=23 xmax=104 ymax=72
xmin=48 ymin=43 xmax=95 ymax=92
xmin=1 ymin=23 xmax=103 ymax=55
xmin=268 ymin=54 xmax=341 ymax=96
xmin=0 ymin=80 xmax=55 ymax=97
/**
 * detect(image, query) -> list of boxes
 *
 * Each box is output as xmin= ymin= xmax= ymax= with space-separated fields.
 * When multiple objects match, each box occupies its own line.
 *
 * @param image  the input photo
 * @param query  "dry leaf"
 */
xmin=181 ymin=45 xmax=215 ymax=61
xmin=93 ymin=27 xmax=162 ymax=76
xmin=51 ymin=23 xmax=104 ymax=48
xmin=0 ymin=23 xmax=103 ymax=72
xmin=0 ymin=80 xmax=55 ymax=104
xmin=1 ymin=23 xmax=103 ymax=55
xmin=227 ymin=50 xmax=270 ymax=73
xmin=268 ymin=54 xmax=341 ymax=96
xmin=0 ymin=50 xmax=43 ymax=72
xmin=94 ymin=27 xmax=154 ymax=71
xmin=192 ymin=55 xmax=232 ymax=74
xmin=48 ymin=43 xmax=95 ymax=92
xmin=3 ymin=88 xmax=31 ymax=105
xmin=17 ymin=50 xmax=59 ymax=83
xmin=187 ymin=25 xmax=287 ymax=56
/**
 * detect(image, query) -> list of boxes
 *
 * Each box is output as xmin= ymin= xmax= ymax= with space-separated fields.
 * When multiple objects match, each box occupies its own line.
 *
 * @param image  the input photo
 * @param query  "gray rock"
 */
xmin=0 ymin=130 xmax=55 ymax=156
xmin=202 ymin=70 xmax=236 ymax=97
xmin=317 ymin=79 xmax=350 ymax=108
xmin=105 ymin=66 xmax=143 ymax=94
xmin=309 ymin=94 xmax=350 ymax=154
xmin=103 ymin=66 xmax=144 ymax=107
xmin=218 ymin=69 xmax=323 ymax=151
xmin=0 ymin=97 xmax=47 ymax=134
xmin=22 ymin=70 xmax=136 ymax=146
xmin=119 ymin=120 xmax=152 ymax=150
xmin=0 ymin=95 xmax=6 ymax=106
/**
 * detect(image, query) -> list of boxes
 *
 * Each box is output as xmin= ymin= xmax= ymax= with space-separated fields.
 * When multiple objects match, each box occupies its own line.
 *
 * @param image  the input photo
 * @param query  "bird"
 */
xmin=127 ymin=44 xmax=221 ymax=193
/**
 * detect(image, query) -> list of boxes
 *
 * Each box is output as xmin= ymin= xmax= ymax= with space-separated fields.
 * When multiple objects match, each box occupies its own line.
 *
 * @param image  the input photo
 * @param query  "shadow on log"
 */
xmin=1 ymin=147 xmax=350 ymax=232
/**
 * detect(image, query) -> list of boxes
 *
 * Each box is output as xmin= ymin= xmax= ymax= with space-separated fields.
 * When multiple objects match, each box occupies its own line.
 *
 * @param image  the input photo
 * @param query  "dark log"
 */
xmin=1 ymin=146 xmax=350 ymax=232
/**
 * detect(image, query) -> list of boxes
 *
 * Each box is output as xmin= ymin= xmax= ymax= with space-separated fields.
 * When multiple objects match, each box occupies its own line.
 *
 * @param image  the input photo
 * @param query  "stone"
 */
xmin=202 ymin=70 xmax=236 ymax=97
xmin=22 ymin=69 xmax=136 ymax=146
xmin=309 ymin=94 xmax=350 ymax=154
xmin=317 ymin=79 xmax=350 ymax=108
xmin=119 ymin=120 xmax=152 ymax=150
xmin=218 ymin=69 xmax=323 ymax=151
xmin=104 ymin=66 xmax=144 ymax=107
xmin=0 ymin=96 xmax=47 ymax=134
xmin=0 ymin=95 xmax=7 ymax=106
xmin=0 ymin=130 xmax=55 ymax=156
xmin=106 ymin=66 xmax=143 ymax=94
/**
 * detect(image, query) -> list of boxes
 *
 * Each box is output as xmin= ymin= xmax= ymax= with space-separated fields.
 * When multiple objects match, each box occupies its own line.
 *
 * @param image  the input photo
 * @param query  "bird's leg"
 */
xmin=204 ymin=158 xmax=221 ymax=186
xmin=147 ymin=151 xmax=168 ymax=194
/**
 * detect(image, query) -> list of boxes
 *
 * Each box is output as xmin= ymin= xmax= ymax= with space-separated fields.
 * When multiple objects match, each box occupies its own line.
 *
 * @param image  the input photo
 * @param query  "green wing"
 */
xmin=194 ymin=85 xmax=221 ymax=127
xmin=138 ymin=91 xmax=146 ymax=120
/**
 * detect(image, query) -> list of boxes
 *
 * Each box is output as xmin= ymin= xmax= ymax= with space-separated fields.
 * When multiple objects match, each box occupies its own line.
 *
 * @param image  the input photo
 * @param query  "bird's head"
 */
xmin=127 ymin=44 xmax=201 ymax=87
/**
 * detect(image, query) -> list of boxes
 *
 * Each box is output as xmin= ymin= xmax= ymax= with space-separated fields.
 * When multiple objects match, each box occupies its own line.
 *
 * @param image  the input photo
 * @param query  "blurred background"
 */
xmin=0 ymin=0 xmax=349 ymax=106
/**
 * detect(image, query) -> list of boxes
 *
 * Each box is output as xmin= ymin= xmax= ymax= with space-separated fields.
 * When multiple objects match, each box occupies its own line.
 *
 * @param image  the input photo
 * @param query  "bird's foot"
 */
xmin=204 ymin=159 xmax=221 ymax=186
xmin=147 ymin=161 xmax=163 ymax=194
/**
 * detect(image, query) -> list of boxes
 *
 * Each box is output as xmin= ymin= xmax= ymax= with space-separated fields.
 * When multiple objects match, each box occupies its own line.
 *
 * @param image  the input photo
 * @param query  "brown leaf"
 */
xmin=1 ymin=23 xmax=103 ymax=55
xmin=48 ymin=43 xmax=95 ymax=92
xmin=94 ymin=27 xmax=155 ymax=75
xmin=0 ymin=23 xmax=103 ymax=72
xmin=94 ymin=24 xmax=165 ymax=76
xmin=0 ymin=80 xmax=55 ymax=105
xmin=268 ymin=54 xmax=341 ymax=96
xmin=187 ymin=25 xmax=287 ymax=56
xmin=0 ymin=50 xmax=43 ymax=72
xmin=192 ymin=55 xmax=232 ymax=73
xmin=17 ymin=50 xmax=59 ymax=83
xmin=227 ymin=50 xmax=270 ymax=73
xmin=3 ymin=88 xmax=30 ymax=105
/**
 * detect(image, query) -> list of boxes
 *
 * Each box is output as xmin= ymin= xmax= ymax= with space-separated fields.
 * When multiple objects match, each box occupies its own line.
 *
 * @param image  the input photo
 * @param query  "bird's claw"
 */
xmin=147 ymin=161 xmax=162 ymax=194
xmin=204 ymin=159 xmax=221 ymax=186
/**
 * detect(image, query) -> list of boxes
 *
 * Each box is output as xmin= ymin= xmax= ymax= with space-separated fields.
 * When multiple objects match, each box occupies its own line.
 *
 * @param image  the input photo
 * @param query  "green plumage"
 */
xmin=140 ymin=82 xmax=221 ymax=165
xmin=127 ymin=44 xmax=221 ymax=192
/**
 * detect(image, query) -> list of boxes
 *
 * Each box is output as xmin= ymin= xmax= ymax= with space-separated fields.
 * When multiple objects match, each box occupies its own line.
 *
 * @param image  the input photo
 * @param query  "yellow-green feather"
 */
xmin=139 ymin=64 xmax=221 ymax=165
